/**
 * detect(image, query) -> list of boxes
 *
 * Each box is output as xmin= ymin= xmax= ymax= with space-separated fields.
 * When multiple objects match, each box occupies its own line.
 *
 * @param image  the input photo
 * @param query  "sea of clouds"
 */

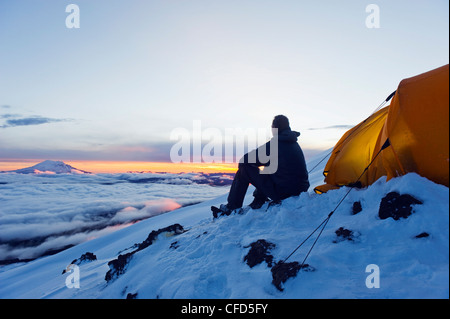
xmin=0 ymin=172 xmax=233 ymax=263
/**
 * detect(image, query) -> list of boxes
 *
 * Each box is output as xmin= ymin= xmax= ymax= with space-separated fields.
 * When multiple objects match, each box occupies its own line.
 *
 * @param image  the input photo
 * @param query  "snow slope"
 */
xmin=0 ymin=153 xmax=448 ymax=299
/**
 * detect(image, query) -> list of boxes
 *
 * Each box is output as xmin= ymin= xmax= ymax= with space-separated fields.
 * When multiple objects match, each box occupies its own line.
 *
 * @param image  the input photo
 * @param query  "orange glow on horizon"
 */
xmin=0 ymin=159 xmax=238 ymax=174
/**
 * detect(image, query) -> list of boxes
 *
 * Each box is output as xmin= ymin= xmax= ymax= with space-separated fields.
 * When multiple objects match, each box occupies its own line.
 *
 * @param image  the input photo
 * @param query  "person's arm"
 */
xmin=239 ymin=141 xmax=271 ymax=167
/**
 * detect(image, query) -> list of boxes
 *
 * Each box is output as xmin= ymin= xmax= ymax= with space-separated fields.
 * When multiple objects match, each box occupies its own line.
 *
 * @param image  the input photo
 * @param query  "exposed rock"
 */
xmin=352 ymin=201 xmax=362 ymax=215
xmin=126 ymin=292 xmax=138 ymax=299
xmin=379 ymin=192 xmax=422 ymax=220
xmin=105 ymin=253 xmax=132 ymax=282
xmin=243 ymin=239 xmax=276 ymax=268
xmin=333 ymin=227 xmax=358 ymax=243
xmin=136 ymin=224 xmax=185 ymax=251
xmin=105 ymin=224 xmax=185 ymax=282
xmin=170 ymin=241 xmax=180 ymax=250
xmin=72 ymin=252 xmax=97 ymax=264
xmin=415 ymin=232 xmax=430 ymax=239
xmin=271 ymin=261 xmax=314 ymax=291
xmin=62 ymin=252 xmax=97 ymax=274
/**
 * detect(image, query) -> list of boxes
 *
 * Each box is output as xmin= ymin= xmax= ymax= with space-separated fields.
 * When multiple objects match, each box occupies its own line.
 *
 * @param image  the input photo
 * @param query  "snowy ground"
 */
xmin=0 ymin=152 xmax=448 ymax=299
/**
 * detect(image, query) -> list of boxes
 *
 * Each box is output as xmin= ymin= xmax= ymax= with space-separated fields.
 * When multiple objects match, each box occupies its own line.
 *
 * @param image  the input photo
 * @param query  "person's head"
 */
xmin=272 ymin=115 xmax=290 ymax=135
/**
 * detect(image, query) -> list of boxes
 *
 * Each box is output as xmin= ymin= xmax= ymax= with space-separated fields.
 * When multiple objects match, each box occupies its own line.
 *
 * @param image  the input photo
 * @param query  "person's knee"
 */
xmin=238 ymin=162 xmax=250 ymax=170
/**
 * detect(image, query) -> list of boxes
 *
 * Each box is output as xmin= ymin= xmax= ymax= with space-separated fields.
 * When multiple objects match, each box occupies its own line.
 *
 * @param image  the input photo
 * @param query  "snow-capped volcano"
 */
xmin=4 ymin=160 xmax=90 ymax=174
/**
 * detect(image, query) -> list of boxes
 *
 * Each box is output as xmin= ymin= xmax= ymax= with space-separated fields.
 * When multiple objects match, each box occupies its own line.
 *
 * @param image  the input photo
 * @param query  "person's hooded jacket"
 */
xmin=241 ymin=127 xmax=310 ymax=198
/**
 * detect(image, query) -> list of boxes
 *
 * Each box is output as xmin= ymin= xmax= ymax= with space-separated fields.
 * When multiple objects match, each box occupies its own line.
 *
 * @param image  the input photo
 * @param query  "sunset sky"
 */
xmin=0 ymin=0 xmax=448 ymax=173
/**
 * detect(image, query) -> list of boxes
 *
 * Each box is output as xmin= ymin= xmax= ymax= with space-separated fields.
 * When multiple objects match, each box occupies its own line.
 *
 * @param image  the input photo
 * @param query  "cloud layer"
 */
xmin=0 ymin=172 xmax=233 ymax=262
xmin=307 ymin=125 xmax=354 ymax=131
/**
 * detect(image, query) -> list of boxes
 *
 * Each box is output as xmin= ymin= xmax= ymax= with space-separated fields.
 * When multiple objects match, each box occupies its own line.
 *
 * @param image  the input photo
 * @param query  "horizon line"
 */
xmin=0 ymin=159 xmax=239 ymax=174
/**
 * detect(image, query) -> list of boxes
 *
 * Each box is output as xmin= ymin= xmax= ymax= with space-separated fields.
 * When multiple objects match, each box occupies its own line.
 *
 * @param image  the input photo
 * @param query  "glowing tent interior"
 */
xmin=315 ymin=64 xmax=449 ymax=194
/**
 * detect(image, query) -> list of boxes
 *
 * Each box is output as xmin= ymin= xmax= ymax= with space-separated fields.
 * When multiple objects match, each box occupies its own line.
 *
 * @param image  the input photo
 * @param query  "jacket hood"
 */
xmin=276 ymin=127 xmax=300 ymax=142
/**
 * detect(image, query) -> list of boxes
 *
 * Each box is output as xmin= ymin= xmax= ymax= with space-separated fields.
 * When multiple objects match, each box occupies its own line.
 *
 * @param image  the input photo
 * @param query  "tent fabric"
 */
xmin=315 ymin=64 xmax=449 ymax=194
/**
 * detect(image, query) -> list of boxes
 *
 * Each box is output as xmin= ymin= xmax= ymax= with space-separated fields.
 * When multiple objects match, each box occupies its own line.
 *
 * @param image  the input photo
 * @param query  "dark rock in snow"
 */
xmin=126 ymin=292 xmax=138 ymax=299
xmin=62 ymin=252 xmax=97 ymax=274
xmin=333 ymin=227 xmax=358 ymax=243
xmin=244 ymin=239 xmax=276 ymax=268
xmin=415 ymin=232 xmax=430 ymax=239
xmin=137 ymin=224 xmax=184 ymax=251
xmin=105 ymin=224 xmax=185 ymax=282
xmin=271 ymin=261 xmax=314 ymax=291
xmin=378 ymin=192 xmax=422 ymax=220
xmin=170 ymin=241 xmax=180 ymax=250
xmin=105 ymin=253 xmax=132 ymax=282
xmin=352 ymin=201 xmax=362 ymax=215
xmin=72 ymin=252 xmax=97 ymax=265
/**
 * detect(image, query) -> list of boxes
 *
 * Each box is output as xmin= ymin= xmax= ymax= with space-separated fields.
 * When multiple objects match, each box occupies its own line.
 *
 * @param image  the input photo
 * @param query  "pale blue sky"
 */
xmin=0 ymin=0 xmax=448 ymax=162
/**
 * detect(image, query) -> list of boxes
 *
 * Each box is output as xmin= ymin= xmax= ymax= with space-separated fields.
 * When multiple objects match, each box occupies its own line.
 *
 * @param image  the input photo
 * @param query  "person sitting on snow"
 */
xmin=214 ymin=115 xmax=309 ymax=217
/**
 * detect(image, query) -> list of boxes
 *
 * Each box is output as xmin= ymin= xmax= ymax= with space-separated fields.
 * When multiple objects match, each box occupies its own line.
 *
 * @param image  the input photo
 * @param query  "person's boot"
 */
xmin=212 ymin=204 xmax=234 ymax=218
xmin=267 ymin=199 xmax=282 ymax=209
xmin=249 ymin=196 xmax=269 ymax=210
xmin=219 ymin=204 xmax=233 ymax=215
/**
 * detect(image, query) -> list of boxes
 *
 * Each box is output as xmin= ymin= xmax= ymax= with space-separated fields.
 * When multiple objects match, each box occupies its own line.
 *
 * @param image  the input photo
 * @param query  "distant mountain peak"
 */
xmin=5 ymin=160 xmax=91 ymax=174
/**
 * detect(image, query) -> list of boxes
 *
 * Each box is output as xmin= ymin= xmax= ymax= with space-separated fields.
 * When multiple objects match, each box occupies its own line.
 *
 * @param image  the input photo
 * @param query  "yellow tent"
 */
xmin=315 ymin=64 xmax=449 ymax=194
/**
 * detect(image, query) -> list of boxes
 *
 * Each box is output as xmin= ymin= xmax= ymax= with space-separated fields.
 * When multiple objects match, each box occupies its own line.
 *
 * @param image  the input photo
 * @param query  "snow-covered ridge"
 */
xmin=0 ymin=153 xmax=448 ymax=298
